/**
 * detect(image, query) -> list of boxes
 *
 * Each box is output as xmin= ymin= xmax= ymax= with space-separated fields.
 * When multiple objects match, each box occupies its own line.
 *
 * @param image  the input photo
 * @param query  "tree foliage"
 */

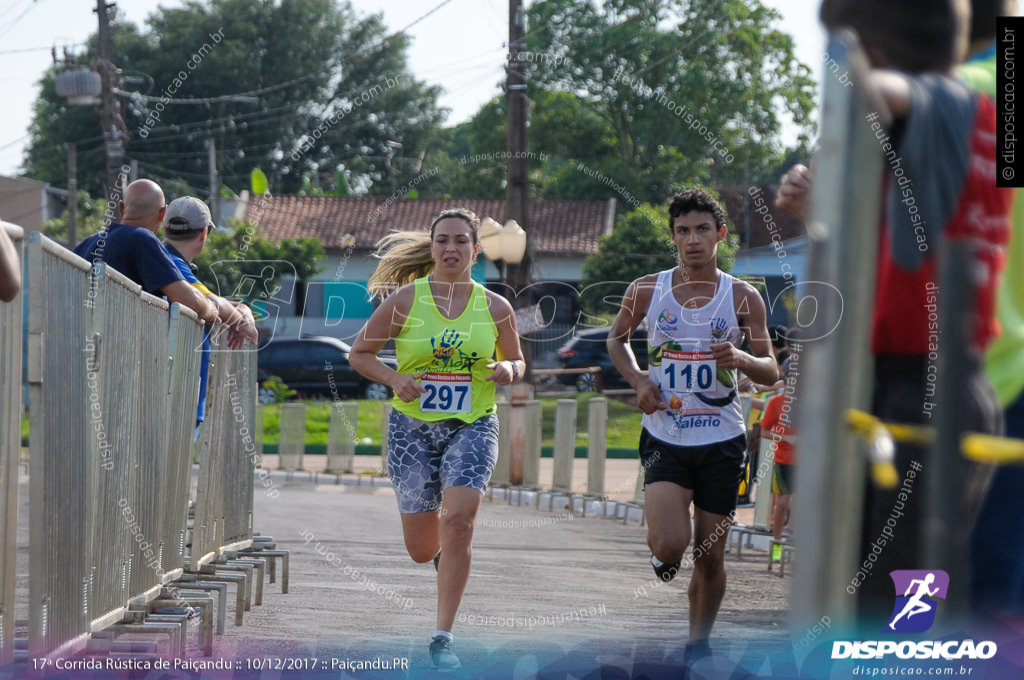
xmin=193 ymin=221 xmax=324 ymax=305
xmin=523 ymin=0 xmax=816 ymax=193
xmin=24 ymin=0 xmax=445 ymax=197
xmin=409 ymin=0 xmax=815 ymax=207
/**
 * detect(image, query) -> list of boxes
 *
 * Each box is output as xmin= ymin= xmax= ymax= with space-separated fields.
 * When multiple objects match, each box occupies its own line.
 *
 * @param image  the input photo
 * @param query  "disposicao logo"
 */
xmin=884 ymin=569 xmax=948 ymax=634
xmin=831 ymin=569 xmax=997 ymax=661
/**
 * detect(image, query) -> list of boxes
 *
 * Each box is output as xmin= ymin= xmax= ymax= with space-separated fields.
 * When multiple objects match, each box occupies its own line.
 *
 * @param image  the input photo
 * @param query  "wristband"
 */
xmin=509 ymin=360 xmax=519 ymax=380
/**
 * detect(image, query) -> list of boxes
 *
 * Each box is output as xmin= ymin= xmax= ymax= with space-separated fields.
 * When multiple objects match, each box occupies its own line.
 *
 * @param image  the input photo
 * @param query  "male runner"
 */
xmin=608 ymin=187 xmax=777 ymax=643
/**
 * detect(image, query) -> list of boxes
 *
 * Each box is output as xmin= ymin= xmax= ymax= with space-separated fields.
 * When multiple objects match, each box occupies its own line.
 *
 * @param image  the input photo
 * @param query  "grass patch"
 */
xmin=260 ymin=394 xmax=642 ymax=450
xmin=20 ymin=393 xmax=644 ymax=452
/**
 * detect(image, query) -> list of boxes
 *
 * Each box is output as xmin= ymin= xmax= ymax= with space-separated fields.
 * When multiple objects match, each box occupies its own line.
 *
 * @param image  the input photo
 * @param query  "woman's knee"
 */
xmin=440 ymin=510 xmax=476 ymax=545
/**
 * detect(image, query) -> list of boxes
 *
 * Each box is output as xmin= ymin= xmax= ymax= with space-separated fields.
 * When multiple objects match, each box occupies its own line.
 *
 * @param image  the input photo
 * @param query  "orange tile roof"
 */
xmin=243 ymin=195 xmax=614 ymax=255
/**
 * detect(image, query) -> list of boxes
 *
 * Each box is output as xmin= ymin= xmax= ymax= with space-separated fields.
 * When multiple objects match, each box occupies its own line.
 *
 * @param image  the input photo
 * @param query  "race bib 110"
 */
xmin=661 ymin=349 xmax=716 ymax=393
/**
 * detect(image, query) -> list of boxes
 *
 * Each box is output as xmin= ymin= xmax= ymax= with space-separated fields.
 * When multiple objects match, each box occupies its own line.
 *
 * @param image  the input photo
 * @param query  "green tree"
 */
xmin=423 ymin=91 xmax=621 ymax=201
xmin=522 ymin=0 xmax=815 ymax=199
xmin=414 ymin=1 xmax=814 ymax=205
xmin=193 ymin=220 xmax=324 ymax=306
xmin=579 ymin=203 xmax=738 ymax=317
xmin=24 ymin=0 xmax=446 ymax=197
xmin=42 ymin=193 xmax=108 ymax=246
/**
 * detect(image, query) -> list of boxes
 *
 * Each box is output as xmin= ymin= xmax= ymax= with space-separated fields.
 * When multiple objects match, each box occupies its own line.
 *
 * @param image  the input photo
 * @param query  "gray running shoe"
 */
xmin=429 ymin=636 xmax=461 ymax=669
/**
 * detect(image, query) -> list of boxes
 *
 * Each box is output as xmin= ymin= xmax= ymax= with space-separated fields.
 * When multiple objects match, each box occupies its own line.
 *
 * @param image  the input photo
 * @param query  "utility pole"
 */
xmin=207 ymin=138 xmax=220 ymax=224
xmin=67 ymin=145 xmax=77 ymax=247
xmin=505 ymin=0 xmax=534 ymax=485
xmin=506 ymin=0 xmax=529 ymax=286
xmin=95 ymin=0 xmax=123 ymax=196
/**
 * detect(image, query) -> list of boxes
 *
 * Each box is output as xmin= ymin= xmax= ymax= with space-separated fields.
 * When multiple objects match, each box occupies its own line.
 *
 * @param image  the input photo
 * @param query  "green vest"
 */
xmin=392 ymin=277 xmax=499 ymax=422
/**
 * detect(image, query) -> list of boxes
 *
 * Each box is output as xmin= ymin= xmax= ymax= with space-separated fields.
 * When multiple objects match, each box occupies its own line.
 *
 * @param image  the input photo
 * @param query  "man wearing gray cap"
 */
xmin=163 ymin=196 xmax=258 ymax=348
xmin=163 ymin=196 xmax=258 ymax=429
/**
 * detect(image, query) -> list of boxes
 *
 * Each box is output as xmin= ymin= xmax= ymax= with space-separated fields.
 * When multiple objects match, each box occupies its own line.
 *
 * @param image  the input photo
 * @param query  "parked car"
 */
xmin=556 ymin=327 xmax=648 ymax=392
xmin=257 ymin=335 xmax=396 ymax=400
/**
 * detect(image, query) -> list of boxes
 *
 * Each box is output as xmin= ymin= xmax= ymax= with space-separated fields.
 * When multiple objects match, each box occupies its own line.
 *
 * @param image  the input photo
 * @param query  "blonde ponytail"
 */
xmin=366 ymin=230 xmax=435 ymax=300
xmin=367 ymin=210 xmax=481 ymax=300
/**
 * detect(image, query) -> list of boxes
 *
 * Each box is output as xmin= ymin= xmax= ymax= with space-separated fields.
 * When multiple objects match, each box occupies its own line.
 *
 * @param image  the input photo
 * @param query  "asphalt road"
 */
xmin=210 ymin=472 xmax=792 ymax=679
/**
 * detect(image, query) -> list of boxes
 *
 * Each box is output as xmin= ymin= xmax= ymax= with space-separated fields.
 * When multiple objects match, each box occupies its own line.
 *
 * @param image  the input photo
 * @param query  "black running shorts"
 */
xmin=638 ymin=429 xmax=747 ymax=516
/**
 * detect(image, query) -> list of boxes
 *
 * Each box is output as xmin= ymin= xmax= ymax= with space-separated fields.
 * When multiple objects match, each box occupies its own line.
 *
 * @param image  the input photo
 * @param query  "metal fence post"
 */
xmin=278 ymin=404 xmax=307 ymax=471
xmin=523 ymin=400 xmax=542 ymax=488
xmin=379 ymin=402 xmax=392 ymax=477
xmin=587 ymin=398 xmax=607 ymax=497
xmin=326 ymin=402 xmax=357 ymax=473
xmin=552 ymin=400 xmax=578 ymax=491
xmin=492 ymin=401 xmax=511 ymax=486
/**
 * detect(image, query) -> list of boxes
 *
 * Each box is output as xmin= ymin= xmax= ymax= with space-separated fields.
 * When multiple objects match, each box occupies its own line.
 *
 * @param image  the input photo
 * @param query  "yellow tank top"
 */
xmin=392 ymin=276 xmax=499 ymax=422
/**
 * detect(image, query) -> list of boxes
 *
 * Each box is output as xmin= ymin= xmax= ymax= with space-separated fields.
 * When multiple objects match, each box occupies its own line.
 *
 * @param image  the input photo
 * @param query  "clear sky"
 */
xmin=0 ymin=0 xmax=823 ymax=177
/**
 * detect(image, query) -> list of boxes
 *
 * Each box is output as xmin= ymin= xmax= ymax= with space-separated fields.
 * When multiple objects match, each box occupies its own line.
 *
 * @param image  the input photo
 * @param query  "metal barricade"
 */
xmin=791 ymin=31 xmax=889 ymax=631
xmin=0 ymin=222 xmax=22 ymax=664
xmin=26 ymin=233 xmax=209 ymax=658
xmin=191 ymin=330 xmax=257 ymax=569
xmin=128 ymin=291 xmax=177 ymax=605
xmin=162 ymin=306 xmax=204 ymax=581
xmin=28 ymin=234 xmax=121 ymax=657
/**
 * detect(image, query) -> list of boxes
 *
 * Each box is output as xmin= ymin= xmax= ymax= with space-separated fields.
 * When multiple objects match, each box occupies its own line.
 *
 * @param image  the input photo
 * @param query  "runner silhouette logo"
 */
xmin=884 ymin=570 xmax=949 ymax=634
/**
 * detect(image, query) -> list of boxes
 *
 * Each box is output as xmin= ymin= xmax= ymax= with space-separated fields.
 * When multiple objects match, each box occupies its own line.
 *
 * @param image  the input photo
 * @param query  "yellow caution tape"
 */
xmin=846 ymin=409 xmax=1024 ymax=465
xmin=962 ymin=433 xmax=1024 ymax=464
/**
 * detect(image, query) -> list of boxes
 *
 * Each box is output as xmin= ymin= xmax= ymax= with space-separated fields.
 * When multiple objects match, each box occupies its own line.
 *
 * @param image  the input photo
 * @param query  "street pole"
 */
xmin=506 ymin=0 xmax=533 ymax=485
xmin=208 ymin=138 xmax=220 ymax=224
xmin=95 ymin=0 xmax=123 ymax=196
xmin=67 ymin=145 xmax=77 ymax=247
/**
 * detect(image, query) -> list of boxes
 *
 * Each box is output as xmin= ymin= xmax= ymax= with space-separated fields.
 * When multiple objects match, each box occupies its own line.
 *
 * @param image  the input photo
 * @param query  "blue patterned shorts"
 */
xmin=387 ymin=409 xmax=499 ymax=514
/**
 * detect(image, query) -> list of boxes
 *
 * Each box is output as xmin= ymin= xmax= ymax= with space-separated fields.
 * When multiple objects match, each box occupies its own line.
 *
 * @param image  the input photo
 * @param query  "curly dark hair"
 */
xmin=668 ymin=187 xmax=728 ymax=231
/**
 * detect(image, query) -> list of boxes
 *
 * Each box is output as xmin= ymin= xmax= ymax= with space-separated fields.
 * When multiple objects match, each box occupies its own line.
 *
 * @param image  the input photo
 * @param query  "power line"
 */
xmin=114 ymin=0 xmax=459 ymax=106
xmin=0 ymin=42 xmax=81 ymax=55
xmin=0 ymin=0 xmax=45 ymax=40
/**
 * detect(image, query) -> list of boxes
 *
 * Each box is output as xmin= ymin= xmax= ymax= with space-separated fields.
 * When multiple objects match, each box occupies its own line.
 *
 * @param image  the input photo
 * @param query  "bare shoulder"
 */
xmin=628 ymin=272 xmax=661 ymax=305
xmin=730 ymin=277 xmax=768 ymax=331
xmin=484 ymin=288 xmax=515 ymax=320
xmin=729 ymin=276 xmax=761 ymax=296
xmin=731 ymin=278 xmax=764 ymax=306
xmin=632 ymin=272 xmax=660 ymax=289
xmin=382 ymin=282 xmax=416 ymax=315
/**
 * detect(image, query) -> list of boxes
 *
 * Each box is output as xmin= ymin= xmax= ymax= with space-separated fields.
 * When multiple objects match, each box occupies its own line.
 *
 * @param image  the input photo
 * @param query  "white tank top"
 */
xmin=641 ymin=268 xmax=746 ymax=446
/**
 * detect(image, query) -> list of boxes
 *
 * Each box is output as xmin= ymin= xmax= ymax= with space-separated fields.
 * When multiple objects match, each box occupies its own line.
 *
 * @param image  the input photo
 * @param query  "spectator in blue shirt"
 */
xmin=162 ymin=197 xmax=258 ymax=429
xmin=73 ymin=179 xmax=217 ymax=325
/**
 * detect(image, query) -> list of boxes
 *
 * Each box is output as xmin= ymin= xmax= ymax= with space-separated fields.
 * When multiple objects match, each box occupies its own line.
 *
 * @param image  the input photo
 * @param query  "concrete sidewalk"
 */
xmin=208 ymin=469 xmax=789 ymax=677
xmin=258 ymin=454 xmax=760 ymax=527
